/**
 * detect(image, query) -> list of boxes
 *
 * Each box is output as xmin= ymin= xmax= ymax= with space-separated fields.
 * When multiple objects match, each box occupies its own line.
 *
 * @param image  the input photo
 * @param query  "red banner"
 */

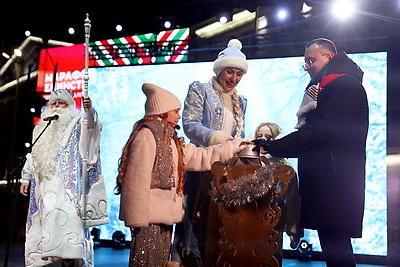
xmin=36 ymin=44 xmax=85 ymax=110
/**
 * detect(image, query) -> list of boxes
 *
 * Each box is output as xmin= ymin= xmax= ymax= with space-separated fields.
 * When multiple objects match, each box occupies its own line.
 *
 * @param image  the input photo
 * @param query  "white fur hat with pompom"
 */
xmin=213 ymin=39 xmax=248 ymax=76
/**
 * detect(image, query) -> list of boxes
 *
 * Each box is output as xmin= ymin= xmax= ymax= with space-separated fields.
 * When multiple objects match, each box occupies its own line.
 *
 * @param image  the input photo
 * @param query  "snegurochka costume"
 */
xmin=179 ymin=39 xmax=248 ymax=266
xmin=183 ymin=77 xmax=247 ymax=147
xmin=183 ymin=39 xmax=248 ymax=148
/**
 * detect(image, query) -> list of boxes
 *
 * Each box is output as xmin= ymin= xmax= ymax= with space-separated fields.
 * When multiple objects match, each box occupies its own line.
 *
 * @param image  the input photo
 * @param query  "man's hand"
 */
xmin=251 ymin=138 xmax=271 ymax=154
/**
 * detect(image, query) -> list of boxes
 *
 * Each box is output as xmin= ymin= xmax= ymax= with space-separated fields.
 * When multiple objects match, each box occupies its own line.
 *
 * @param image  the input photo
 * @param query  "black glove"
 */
xmin=251 ymin=138 xmax=272 ymax=153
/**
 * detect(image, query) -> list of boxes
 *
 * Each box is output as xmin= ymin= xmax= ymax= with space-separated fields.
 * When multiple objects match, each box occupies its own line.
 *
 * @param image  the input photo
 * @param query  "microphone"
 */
xmin=43 ymin=115 xmax=59 ymax=121
xmin=175 ymin=125 xmax=181 ymax=130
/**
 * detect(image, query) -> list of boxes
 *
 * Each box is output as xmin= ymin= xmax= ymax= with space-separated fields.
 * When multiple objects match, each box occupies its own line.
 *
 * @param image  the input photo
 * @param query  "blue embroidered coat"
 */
xmin=182 ymin=79 xmax=247 ymax=147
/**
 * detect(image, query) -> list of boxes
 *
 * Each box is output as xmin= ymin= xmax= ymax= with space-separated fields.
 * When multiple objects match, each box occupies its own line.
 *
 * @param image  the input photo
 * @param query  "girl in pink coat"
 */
xmin=115 ymin=83 xmax=244 ymax=266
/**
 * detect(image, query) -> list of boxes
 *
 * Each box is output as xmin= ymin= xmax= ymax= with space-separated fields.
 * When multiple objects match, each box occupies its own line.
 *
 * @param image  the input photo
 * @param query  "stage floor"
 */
xmin=1 ymin=243 xmax=388 ymax=267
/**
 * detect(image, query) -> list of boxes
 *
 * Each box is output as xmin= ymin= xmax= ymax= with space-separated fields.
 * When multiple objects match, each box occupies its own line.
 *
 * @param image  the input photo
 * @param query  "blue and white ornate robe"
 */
xmin=21 ymin=110 xmax=109 ymax=267
xmin=182 ymin=79 xmax=247 ymax=147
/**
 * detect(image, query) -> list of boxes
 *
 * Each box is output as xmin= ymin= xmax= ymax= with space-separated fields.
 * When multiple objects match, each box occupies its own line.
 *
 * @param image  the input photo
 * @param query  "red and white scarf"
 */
xmin=295 ymin=73 xmax=346 ymax=129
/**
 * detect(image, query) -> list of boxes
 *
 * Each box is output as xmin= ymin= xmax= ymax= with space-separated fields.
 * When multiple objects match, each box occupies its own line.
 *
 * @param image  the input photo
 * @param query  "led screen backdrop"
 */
xmin=88 ymin=52 xmax=387 ymax=256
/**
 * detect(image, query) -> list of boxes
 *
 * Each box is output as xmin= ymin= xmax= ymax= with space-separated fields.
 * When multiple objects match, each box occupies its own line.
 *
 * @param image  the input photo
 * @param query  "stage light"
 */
xmin=164 ymin=20 xmax=172 ymax=29
xmin=297 ymin=239 xmax=312 ymax=261
xmin=195 ymin=10 xmax=256 ymax=38
xmin=25 ymin=30 xmax=31 ymax=37
xmin=301 ymin=2 xmax=313 ymax=18
xmin=116 ymin=24 xmax=123 ymax=32
xmin=256 ymin=14 xmax=268 ymax=36
xmin=68 ymin=27 xmax=75 ymax=35
xmin=257 ymin=15 xmax=268 ymax=30
xmin=277 ymin=9 xmax=288 ymax=20
xmin=387 ymin=154 xmax=400 ymax=167
xmin=13 ymin=49 xmax=22 ymax=57
xmin=111 ymin=230 xmax=126 ymax=249
xmin=331 ymin=0 xmax=356 ymax=20
xmin=2 ymin=52 xmax=10 ymax=59
xmin=218 ymin=12 xmax=232 ymax=24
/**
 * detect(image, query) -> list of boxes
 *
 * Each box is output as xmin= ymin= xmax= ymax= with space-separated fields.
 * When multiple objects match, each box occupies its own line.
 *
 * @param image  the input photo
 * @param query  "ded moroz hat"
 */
xmin=49 ymin=89 xmax=75 ymax=106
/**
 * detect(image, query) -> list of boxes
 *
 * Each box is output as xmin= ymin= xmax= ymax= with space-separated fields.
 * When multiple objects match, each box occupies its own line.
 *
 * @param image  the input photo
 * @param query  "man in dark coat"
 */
xmin=254 ymin=38 xmax=369 ymax=266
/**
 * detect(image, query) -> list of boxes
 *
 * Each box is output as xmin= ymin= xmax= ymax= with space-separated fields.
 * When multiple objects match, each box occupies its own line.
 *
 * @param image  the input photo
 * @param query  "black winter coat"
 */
xmin=267 ymin=51 xmax=369 ymax=237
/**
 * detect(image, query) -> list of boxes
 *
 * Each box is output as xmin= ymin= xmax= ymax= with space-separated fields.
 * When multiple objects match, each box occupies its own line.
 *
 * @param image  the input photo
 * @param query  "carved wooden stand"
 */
xmin=206 ymin=156 xmax=295 ymax=267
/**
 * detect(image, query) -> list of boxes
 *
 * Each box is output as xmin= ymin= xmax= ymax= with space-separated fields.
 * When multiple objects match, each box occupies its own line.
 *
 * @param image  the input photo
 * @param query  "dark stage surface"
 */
xmin=0 ymin=243 xmax=389 ymax=267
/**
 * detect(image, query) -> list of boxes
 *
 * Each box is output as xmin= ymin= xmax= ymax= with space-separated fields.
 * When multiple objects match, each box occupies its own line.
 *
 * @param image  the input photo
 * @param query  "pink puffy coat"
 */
xmin=119 ymin=127 xmax=243 ymax=227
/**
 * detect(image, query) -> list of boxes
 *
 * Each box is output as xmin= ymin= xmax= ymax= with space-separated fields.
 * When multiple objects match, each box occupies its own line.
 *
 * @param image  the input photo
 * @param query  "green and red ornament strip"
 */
xmin=89 ymin=28 xmax=189 ymax=67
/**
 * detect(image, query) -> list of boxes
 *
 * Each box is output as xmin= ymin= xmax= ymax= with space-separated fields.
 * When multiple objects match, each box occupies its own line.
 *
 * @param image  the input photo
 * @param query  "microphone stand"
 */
xmin=3 ymin=119 xmax=55 ymax=267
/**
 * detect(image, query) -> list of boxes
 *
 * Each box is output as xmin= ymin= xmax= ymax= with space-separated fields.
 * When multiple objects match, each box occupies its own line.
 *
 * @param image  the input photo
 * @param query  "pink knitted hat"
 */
xmin=142 ymin=83 xmax=181 ymax=116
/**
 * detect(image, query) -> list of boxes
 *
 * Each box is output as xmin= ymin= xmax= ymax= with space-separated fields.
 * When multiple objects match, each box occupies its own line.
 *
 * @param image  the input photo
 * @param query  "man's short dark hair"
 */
xmin=306 ymin=38 xmax=337 ymax=54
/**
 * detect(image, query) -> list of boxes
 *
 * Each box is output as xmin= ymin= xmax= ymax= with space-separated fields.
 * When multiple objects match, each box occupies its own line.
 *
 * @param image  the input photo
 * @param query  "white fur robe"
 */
xmin=21 ymin=109 xmax=109 ymax=267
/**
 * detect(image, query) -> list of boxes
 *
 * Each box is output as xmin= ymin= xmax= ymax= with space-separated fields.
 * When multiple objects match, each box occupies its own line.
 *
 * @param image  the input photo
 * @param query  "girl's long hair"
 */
xmin=114 ymin=114 xmax=185 ymax=196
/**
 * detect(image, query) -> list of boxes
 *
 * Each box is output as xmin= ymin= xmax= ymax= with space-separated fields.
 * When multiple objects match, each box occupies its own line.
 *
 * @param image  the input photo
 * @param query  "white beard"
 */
xmin=31 ymin=106 xmax=80 ymax=180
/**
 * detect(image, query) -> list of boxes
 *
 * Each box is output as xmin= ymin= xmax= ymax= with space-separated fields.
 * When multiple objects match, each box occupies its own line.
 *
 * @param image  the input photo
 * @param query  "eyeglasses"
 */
xmin=302 ymin=54 xmax=329 ymax=70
